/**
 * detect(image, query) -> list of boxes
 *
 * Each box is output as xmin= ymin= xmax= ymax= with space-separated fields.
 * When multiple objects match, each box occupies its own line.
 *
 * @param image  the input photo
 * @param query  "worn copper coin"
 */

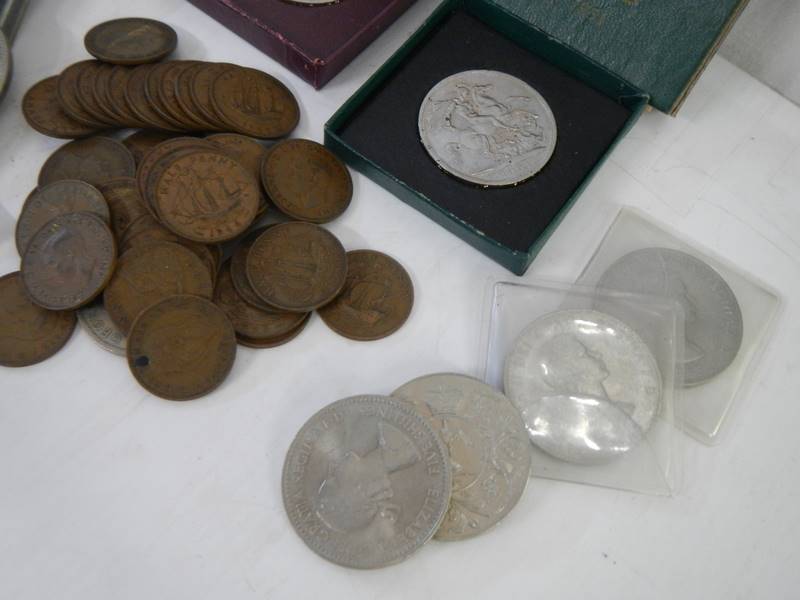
xmin=85 ymin=18 xmax=178 ymax=65
xmin=75 ymin=61 xmax=118 ymax=126
xmin=21 ymin=212 xmax=117 ymax=311
xmin=262 ymin=139 xmax=351 ymax=223
xmin=22 ymin=76 xmax=99 ymax=139
xmin=214 ymin=260 xmax=308 ymax=341
xmin=230 ymin=227 xmax=277 ymax=312
xmin=104 ymin=241 xmax=214 ymax=335
xmin=207 ymin=133 xmax=270 ymax=212
xmin=189 ymin=63 xmax=232 ymax=130
xmin=96 ymin=177 xmax=150 ymax=238
xmin=107 ymin=65 xmax=146 ymax=128
xmin=210 ymin=66 xmax=299 ymax=138
xmin=152 ymin=149 xmax=259 ymax=243
xmin=118 ymin=214 xmax=180 ymax=254
xmin=176 ymin=62 xmax=225 ymax=131
xmin=125 ymin=64 xmax=182 ymax=132
xmin=144 ymin=61 xmax=189 ymax=130
xmin=318 ymin=250 xmax=413 ymax=341
xmin=246 ymin=222 xmax=347 ymax=312
xmin=15 ymin=180 xmax=109 ymax=255
xmin=236 ymin=313 xmax=311 ymax=349
xmin=0 ymin=272 xmax=77 ymax=367
xmin=91 ymin=62 xmax=130 ymax=125
xmin=123 ymin=130 xmax=177 ymax=165
xmin=56 ymin=61 xmax=110 ymax=129
xmin=135 ymin=136 xmax=212 ymax=211
xmin=127 ymin=295 xmax=236 ymax=400
xmin=38 ymin=136 xmax=135 ymax=188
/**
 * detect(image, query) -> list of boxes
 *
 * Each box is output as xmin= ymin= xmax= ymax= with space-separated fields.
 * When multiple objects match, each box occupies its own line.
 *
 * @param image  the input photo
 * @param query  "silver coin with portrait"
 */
xmin=504 ymin=309 xmax=662 ymax=465
xmin=596 ymin=247 xmax=743 ymax=386
xmin=418 ymin=69 xmax=557 ymax=187
xmin=282 ymin=395 xmax=451 ymax=569
xmin=393 ymin=373 xmax=530 ymax=542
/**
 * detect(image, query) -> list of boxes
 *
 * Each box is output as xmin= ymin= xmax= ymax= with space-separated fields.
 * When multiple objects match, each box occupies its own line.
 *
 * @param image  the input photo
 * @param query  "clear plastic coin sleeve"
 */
xmin=576 ymin=208 xmax=782 ymax=445
xmin=480 ymin=279 xmax=684 ymax=496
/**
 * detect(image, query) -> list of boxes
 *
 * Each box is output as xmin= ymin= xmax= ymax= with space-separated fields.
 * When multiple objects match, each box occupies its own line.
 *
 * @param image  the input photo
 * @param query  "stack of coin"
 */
xmin=3 ymin=18 xmax=416 ymax=401
xmin=282 ymin=373 xmax=532 ymax=569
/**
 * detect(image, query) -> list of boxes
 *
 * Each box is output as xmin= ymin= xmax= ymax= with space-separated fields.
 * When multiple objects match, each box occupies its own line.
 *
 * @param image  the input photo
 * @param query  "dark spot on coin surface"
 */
xmin=15 ymin=180 xmax=109 ymax=256
xmin=262 ymin=139 xmax=351 ymax=223
xmin=318 ymin=250 xmax=414 ymax=341
xmin=246 ymin=222 xmax=347 ymax=312
xmin=22 ymin=76 xmax=99 ymax=139
xmin=85 ymin=18 xmax=178 ymax=65
xmin=38 ymin=136 xmax=135 ymax=188
xmin=126 ymin=295 xmax=236 ymax=400
xmin=21 ymin=212 xmax=117 ymax=311
xmin=0 ymin=272 xmax=77 ymax=367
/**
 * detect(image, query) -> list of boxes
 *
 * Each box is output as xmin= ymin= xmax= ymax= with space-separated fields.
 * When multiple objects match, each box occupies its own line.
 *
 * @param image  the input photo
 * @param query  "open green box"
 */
xmin=324 ymin=0 xmax=747 ymax=275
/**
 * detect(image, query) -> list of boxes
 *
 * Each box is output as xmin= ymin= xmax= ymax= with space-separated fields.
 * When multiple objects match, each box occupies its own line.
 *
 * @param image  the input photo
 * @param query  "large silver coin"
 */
xmin=504 ymin=309 xmax=662 ymax=465
xmin=78 ymin=300 xmax=126 ymax=356
xmin=596 ymin=247 xmax=743 ymax=386
xmin=393 ymin=374 xmax=530 ymax=541
xmin=282 ymin=395 xmax=451 ymax=569
xmin=418 ymin=70 xmax=557 ymax=187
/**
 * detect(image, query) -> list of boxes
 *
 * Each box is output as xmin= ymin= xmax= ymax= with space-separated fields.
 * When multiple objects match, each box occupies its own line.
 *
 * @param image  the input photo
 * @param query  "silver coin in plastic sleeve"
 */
xmin=418 ymin=70 xmax=557 ymax=187
xmin=504 ymin=309 xmax=662 ymax=465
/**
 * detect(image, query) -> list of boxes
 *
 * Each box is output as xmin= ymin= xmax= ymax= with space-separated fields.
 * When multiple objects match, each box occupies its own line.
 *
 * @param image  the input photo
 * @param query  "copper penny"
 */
xmin=91 ymin=62 xmax=129 ymax=125
xmin=56 ymin=61 xmax=110 ymax=128
xmin=214 ymin=261 xmax=307 ymax=340
xmin=152 ymin=149 xmax=259 ymax=243
xmin=38 ymin=136 xmax=135 ymax=188
xmin=318 ymin=250 xmax=414 ymax=341
xmin=135 ymin=136 xmax=211 ymax=210
xmin=230 ymin=227 xmax=278 ymax=312
xmin=237 ymin=313 xmax=311 ymax=349
xmin=246 ymin=222 xmax=347 ymax=312
xmin=125 ymin=64 xmax=182 ymax=132
xmin=189 ymin=63 xmax=232 ymax=130
xmin=175 ymin=62 xmax=224 ymax=132
xmin=262 ymin=139 xmax=352 ymax=223
xmin=208 ymin=133 xmax=270 ymax=213
xmin=144 ymin=61 xmax=189 ymax=130
xmin=127 ymin=295 xmax=236 ymax=400
xmin=0 ymin=272 xmax=77 ymax=367
xmin=22 ymin=76 xmax=99 ymax=139
xmin=107 ymin=65 xmax=146 ymax=128
xmin=123 ymin=130 xmax=177 ymax=165
xmin=211 ymin=66 xmax=299 ymax=139
xmin=155 ymin=61 xmax=205 ymax=130
xmin=85 ymin=18 xmax=178 ymax=65
xmin=15 ymin=180 xmax=109 ymax=255
xmin=96 ymin=177 xmax=150 ymax=239
xmin=75 ymin=61 xmax=118 ymax=126
xmin=104 ymin=241 xmax=214 ymax=335
xmin=118 ymin=214 xmax=180 ymax=254
xmin=21 ymin=212 xmax=117 ymax=311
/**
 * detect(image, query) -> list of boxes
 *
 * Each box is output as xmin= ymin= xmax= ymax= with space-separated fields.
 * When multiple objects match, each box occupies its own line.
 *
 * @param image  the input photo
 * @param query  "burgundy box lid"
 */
xmin=186 ymin=0 xmax=417 ymax=89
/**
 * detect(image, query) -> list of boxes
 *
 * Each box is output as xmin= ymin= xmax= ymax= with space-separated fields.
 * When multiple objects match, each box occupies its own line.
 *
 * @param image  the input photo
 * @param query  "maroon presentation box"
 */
xmin=186 ymin=0 xmax=418 ymax=89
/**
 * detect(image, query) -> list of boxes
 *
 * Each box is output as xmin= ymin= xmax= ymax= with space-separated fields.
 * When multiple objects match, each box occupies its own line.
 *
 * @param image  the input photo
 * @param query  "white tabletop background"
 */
xmin=1 ymin=1 xmax=799 ymax=598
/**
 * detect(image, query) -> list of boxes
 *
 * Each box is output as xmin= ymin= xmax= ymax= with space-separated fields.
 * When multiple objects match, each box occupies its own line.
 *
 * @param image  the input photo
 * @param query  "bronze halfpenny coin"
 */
xmin=246 ymin=222 xmax=347 ymax=312
xmin=96 ymin=177 xmax=150 ymax=238
xmin=122 ymin=130 xmax=177 ymax=165
xmin=214 ymin=261 xmax=308 ymax=341
xmin=152 ymin=149 xmax=259 ymax=243
xmin=22 ymin=76 xmax=99 ymax=139
xmin=21 ymin=212 xmax=117 ymax=311
xmin=236 ymin=314 xmax=311 ymax=349
xmin=15 ymin=180 xmax=109 ymax=255
xmin=127 ymin=295 xmax=236 ymax=400
xmin=104 ymin=241 xmax=214 ymax=335
xmin=85 ymin=18 xmax=178 ymax=65
xmin=207 ymin=133 xmax=271 ymax=213
xmin=230 ymin=227 xmax=277 ymax=312
xmin=262 ymin=139 xmax=352 ymax=223
xmin=0 ymin=272 xmax=77 ymax=367
xmin=318 ymin=250 xmax=414 ymax=341
xmin=38 ymin=136 xmax=136 ymax=187
xmin=56 ymin=61 xmax=111 ymax=129
xmin=210 ymin=66 xmax=299 ymax=139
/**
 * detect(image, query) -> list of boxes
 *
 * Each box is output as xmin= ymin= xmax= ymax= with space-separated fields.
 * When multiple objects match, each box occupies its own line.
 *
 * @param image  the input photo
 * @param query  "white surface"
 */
xmin=2 ymin=1 xmax=800 ymax=598
xmin=721 ymin=0 xmax=800 ymax=106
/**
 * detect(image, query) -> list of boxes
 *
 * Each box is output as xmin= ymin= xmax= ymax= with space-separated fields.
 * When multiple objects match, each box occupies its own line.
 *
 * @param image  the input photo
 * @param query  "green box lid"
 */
xmin=488 ymin=0 xmax=748 ymax=114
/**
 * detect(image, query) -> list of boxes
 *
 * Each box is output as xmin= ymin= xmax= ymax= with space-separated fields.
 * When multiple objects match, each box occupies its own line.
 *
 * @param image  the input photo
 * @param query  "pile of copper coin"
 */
xmin=0 ymin=18 xmax=414 ymax=401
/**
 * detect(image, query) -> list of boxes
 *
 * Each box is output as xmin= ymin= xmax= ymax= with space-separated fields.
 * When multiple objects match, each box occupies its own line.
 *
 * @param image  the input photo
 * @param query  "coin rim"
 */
xmin=84 ymin=18 xmax=178 ymax=65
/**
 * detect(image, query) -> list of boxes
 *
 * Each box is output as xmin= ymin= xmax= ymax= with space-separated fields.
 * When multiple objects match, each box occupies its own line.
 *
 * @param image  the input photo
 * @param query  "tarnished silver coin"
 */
xmin=418 ymin=70 xmax=557 ymax=187
xmin=596 ymin=247 xmax=743 ymax=386
xmin=504 ymin=309 xmax=662 ymax=465
xmin=393 ymin=373 xmax=530 ymax=541
xmin=282 ymin=395 xmax=451 ymax=569
xmin=78 ymin=299 xmax=126 ymax=355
